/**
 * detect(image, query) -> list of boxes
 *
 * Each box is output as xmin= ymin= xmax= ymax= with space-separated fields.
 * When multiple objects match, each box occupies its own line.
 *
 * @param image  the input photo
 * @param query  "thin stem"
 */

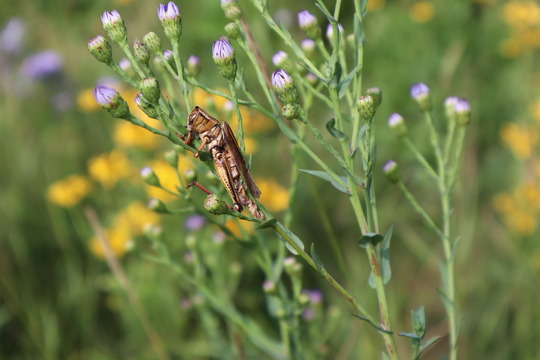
xmin=403 ymin=137 xmax=439 ymax=181
xmin=228 ymin=82 xmax=245 ymax=153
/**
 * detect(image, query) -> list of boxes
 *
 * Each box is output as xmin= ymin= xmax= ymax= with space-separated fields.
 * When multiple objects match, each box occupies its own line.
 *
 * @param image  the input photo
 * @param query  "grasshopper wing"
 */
xmin=221 ymin=121 xmax=261 ymax=199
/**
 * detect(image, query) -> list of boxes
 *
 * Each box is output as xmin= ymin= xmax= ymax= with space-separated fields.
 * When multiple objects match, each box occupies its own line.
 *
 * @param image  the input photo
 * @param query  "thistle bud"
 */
xmin=221 ymin=0 xmax=242 ymax=21
xmin=297 ymin=10 xmax=320 ymax=39
xmin=141 ymin=166 xmax=160 ymax=186
xmin=366 ymin=87 xmax=382 ymax=108
xmin=357 ymin=95 xmax=375 ymax=122
xmin=184 ymin=168 xmax=197 ymax=183
xmin=454 ymin=98 xmax=471 ymax=126
xmin=88 ymin=35 xmax=113 ymax=65
xmin=410 ymin=82 xmax=431 ymax=112
xmin=157 ymin=2 xmax=182 ymax=42
xmin=143 ymin=32 xmax=162 ymax=54
xmin=212 ymin=36 xmax=237 ymax=81
xmin=224 ymin=22 xmax=240 ymax=39
xmin=204 ymin=194 xmax=229 ymax=215
xmin=300 ymin=39 xmax=316 ymax=56
xmin=101 ymin=10 xmax=127 ymax=45
xmin=140 ymin=77 xmax=160 ymax=104
xmin=134 ymin=93 xmax=159 ymax=119
xmin=186 ymin=55 xmax=201 ymax=77
xmin=281 ymin=103 xmax=300 ymax=120
xmin=388 ymin=113 xmax=407 ymax=137
xmin=147 ymin=198 xmax=168 ymax=213
xmin=382 ymin=160 xmax=399 ymax=184
xmin=133 ymin=38 xmax=150 ymax=66
xmin=93 ymin=85 xmax=130 ymax=118
xmin=164 ymin=149 xmax=178 ymax=167
xmin=272 ymin=69 xmax=298 ymax=104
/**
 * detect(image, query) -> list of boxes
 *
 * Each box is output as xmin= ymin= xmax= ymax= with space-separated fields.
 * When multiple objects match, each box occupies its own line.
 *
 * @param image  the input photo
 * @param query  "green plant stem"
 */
xmin=118 ymin=43 xmax=147 ymax=79
xmin=171 ymin=42 xmax=192 ymax=111
xmin=403 ymin=137 xmax=439 ymax=180
xmin=228 ymin=82 xmax=245 ymax=153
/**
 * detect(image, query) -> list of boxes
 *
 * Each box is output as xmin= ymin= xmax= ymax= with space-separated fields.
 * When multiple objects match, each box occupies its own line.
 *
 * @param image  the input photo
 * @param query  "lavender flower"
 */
xmin=20 ymin=50 xmax=63 ymax=80
xmin=382 ymin=160 xmax=399 ymax=184
xmin=157 ymin=2 xmax=182 ymax=40
xmin=212 ymin=37 xmax=236 ymax=80
xmin=101 ymin=10 xmax=127 ymax=45
xmin=184 ymin=214 xmax=206 ymax=231
xmin=0 ymin=18 xmax=25 ymax=55
xmin=88 ymin=35 xmax=112 ymax=64
xmin=410 ymin=82 xmax=431 ymax=111
xmin=187 ymin=55 xmax=201 ymax=77
xmin=271 ymin=50 xmax=289 ymax=68
xmin=388 ymin=113 xmax=407 ymax=137
xmin=272 ymin=69 xmax=297 ymax=104
xmin=297 ymin=10 xmax=320 ymax=39
xmin=455 ymin=98 xmax=471 ymax=125
xmin=93 ymin=85 xmax=130 ymax=118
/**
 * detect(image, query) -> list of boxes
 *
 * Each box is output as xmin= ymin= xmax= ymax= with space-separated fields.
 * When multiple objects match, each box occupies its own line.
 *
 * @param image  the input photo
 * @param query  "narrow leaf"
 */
xmin=326 ymin=118 xmax=349 ymax=140
xmin=437 ymin=288 xmax=455 ymax=313
xmin=299 ymin=169 xmax=350 ymax=194
xmin=338 ymin=64 xmax=361 ymax=99
xmin=358 ymin=232 xmax=384 ymax=248
xmin=398 ymin=332 xmax=421 ymax=340
xmin=381 ymin=225 xmax=394 ymax=285
xmin=418 ymin=336 xmax=442 ymax=356
xmin=311 ymin=244 xmax=326 ymax=275
xmin=255 ymin=218 xmax=277 ymax=230
xmin=412 ymin=306 xmax=426 ymax=338
xmin=352 ymin=314 xmax=393 ymax=334
xmin=275 ymin=221 xmax=305 ymax=255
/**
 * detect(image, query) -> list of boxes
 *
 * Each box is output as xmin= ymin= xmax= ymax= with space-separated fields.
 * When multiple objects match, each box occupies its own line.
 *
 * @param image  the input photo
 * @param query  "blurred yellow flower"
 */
xmin=77 ymin=88 xmax=101 ymax=113
xmin=116 ymin=201 xmax=161 ymax=235
xmin=500 ymin=123 xmax=537 ymax=159
xmin=531 ymin=99 xmax=540 ymax=123
xmin=256 ymin=178 xmax=289 ymax=213
xmin=88 ymin=150 xmax=134 ymax=188
xmin=502 ymin=1 xmax=540 ymax=30
xmin=410 ymin=1 xmax=435 ymax=23
xmin=499 ymin=37 xmax=526 ymax=58
xmin=89 ymin=225 xmax=132 ymax=258
xmin=367 ymin=0 xmax=385 ymax=12
xmin=47 ymin=174 xmax=92 ymax=208
xmin=224 ymin=218 xmax=254 ymax=238
xmin=145 ymin=159 xmax=182 ymax=202
xmin=114 ymin=121 xmax=159 ymax=150
xmin=193 ymin=87 xmax=229 ymax=111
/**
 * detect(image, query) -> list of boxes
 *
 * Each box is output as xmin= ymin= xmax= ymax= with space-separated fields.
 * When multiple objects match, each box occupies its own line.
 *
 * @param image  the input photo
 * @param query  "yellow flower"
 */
xmin=366 ymin=0 xmax=385 ymax=12
xmin=505 ymin=209 xmax=537 ymax=235
xmin=517 ymin=182 xmax=540 ymax=209
xmin=499 ymin=37 xmax=526 ymax=58
xmin=410 ymin=1 xmax=435 ymax=23
xmin=89 ymin=225 xmax=132 ymax=258
xmin=532 ymin=98 xmax=540 ymax=123
xmin=500 ymin=123 xmax=537 ymax=159
xmin=114 ymin=121 xmax=159 ymax=150
xmin=224 ymin=218 xmax=254 ymax=238
xmin=77 ymin=88 xmax=101 ymax=113
xmin=193 ymin=87 xmax=229 ymax=111
xmin=116 ymin=201 xmax=161 ymax=235
xmin=256 ymin=178 xmax=289 ymax=213
xmin=145 ymin=159 xmax=182 ymax=202
xmin=88 ymin=150 xmax=134 ymax=188
xmin=502 ymin=1 xmax=540 ymax=30
xmin=47 ymin=174 xmax=92 ymax=208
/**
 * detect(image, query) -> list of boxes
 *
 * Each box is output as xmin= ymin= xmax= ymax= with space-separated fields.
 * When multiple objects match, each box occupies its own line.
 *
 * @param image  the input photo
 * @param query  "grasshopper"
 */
xmin=184 ymin=106 xmax=265 ymax=220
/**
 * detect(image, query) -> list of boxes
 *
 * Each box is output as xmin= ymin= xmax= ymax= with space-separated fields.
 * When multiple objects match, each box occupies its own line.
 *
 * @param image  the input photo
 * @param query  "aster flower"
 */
xmin=382 ymin=160 xmax=399 ymax=184
xmin=101 ymin=10 xmax=127 ymax=45
xmin=388 ymin=113 xmax=407 ymax=137
xmin=212 ymin=36 xmax=237 ymax=81
xmin=0 ymin=18 xmax=25 ymax=55
xmin=410 ymin=82 xmax=431 ymax=111
xmin=455 ymin=98 xmax=471 ymax=126
xmin=157 ymin=2 xmax=182 ymax=41
xmin=20 ymin=50 xmax=63 ymax=80
xmin=297 ymin=10 xmax=320 ymax=39
xmin=271 ymin=69 xmax=298 ymax=104
xmin=93 ymin=85 xmax=130 ymax=118
xmin=88 ymin=35 xmax=113 ymax=64
xmin=187 ymin=55 xmax=201 ymax=77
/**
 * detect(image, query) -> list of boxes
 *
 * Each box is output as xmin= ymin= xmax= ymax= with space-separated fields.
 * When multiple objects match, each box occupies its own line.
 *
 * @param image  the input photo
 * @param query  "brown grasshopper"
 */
xmin=184 ymin=106 xmax=265 ymax=220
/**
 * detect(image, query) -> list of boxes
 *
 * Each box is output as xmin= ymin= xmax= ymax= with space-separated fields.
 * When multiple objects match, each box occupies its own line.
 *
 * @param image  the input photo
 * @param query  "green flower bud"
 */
xmin=140 ymin=77 xmax=160 ymax=104
xmin=300 ymin=39 xmax=316 ymax=57
xmin=101 ymin=10 xmax=127 ymax=45
xmin=147 ymin=198 xmax=168 ymax=213
xmin=297 ymin=10 xmax=320 ymax=39
xmin=141 ymin=166 xmax=161 ymax=186
xmin=204 ymin=194 xmax=229 ymax=215
xmin=272 ymin=69 xmax=298 ymax=104
xmin=455 ymin=98 xmax=471 ymax=126
xmin=212 ymin=36 xmax=237 ymax=81
xmin=281 ymin=103 xmax=300 ymax=120
xmin=284 ymin=256 xmax=303 ymax=276
xmin=357 ymin=95 xmax=375 ymax=122
xmin=93 ymin=85 xmax=130 ymax=119
xmin=133 ymin=38 xmax=150 ymax=66
xmin=184 ymin=168 xmax=197 ymax=183
xmin=444 ymin=96 xmax=458 ymax=121
xmin=262 ymin=280 xmax=277 ymax=294
xmin=143 ymin=31 xmax=162 ymax=54
xmin=164 ymin=149 xmax=178 ymax=167
xmin=88 ymin=35 xmax=113 ymax=65
xmin=382 ymin=160 xmax=400 ymax=184
xmin=157 ymin=2 xmax=182 ymax=42
xmin=224 ymin=22 xmax=240 ymax=39
xmin=410 ymin=83 xmax=431 ymax=112
xmin=143 ymin=223 xmax=163 ymax=240
xmin=186 ymin=55 xmax=201 ymax=78
xmin=366 ymin=87 xmax=382 ymax=108
xmin=221 ymin=0 xmax=242 ymax=21
xmin=298 ymin=293 xmax=311 ymax=307
xmin=388 ymin=113 xmax=407 ymax=138
xmin=134 ymin=93 xmax=159 ymax=119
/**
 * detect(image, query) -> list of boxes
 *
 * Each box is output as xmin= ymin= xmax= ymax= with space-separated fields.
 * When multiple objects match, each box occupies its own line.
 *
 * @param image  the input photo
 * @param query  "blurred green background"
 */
xmin=1 ymin=0 xmax=539 ymax=359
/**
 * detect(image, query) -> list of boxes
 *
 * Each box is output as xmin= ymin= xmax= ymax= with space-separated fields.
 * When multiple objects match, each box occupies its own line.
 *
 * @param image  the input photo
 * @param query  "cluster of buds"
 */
xmin=272 ymin=69 xmax=300 ymax=120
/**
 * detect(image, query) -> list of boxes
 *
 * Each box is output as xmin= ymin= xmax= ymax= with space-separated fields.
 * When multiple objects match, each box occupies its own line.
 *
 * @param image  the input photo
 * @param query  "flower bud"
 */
xmin=184 ymin=168 xmax=197 ymax=183
xmin=156 ymin=49 xmax=175 ymax=71
xmin=143 ymin=31 xmax=162 ymax=54
xmin=305 ymin=72 xmax=318 ymax=86
xmin=366 ymin=87 xmax=382 ymax=108
xmin=326 ymin=23 xmax=345 ymax=47
xmin=141 ymin=166 xmax=160 ymax=186
xmin=454 ymin=98 xmax=471 ymax=126
xmin=388 ymin=113 xmax=407 ymax=137
xmin=147 ymin=198 xmax=168 ymax=213
xmin=410 ymin=82 xmax=431 ymax=112
xmin=346 ymin=33 xmax=355 ymax=49
xmin=297 ymin=10 xmax=320 ymax=39
xmin=143 ymin=223 xmax=163 ymax=240
xmin=88 ymin=35 xmax=113 ymax=64
xmin=356 ymin=95 xmax=375 ymax=122
xmin=272 ymin=50 xmax=293 ymax=73
xmin=187 ymin=55 xmax=201 ymax=77
xmin=281 ymin=103 xmax=300 ymax=120
xmin=382 ymin=160 xmax=399 ymax=184
xmin=212 ymin=36 xmax=237 ymax=81
xmin=272 ymin=69 xmax=298 ymax=104
xmin=140 ymin=77 xmax=160 ymax=104
xmin=93 ymin=85 xmax=130 ymax=118
xmin=157 ymin=2 xmax=182 ymax=42
xmin=224 ymin=22 xmax=240 ymax=39
xmin=134 ymin=93 xmax=159 ymax=119
xmin=221 ymin=0 xmax=242 ymax=21
xmin=133 ymin=38 xmax=150 ymax=66
xmin=204 ymin=194 xmax=229 ymax=215
xmin=444 ymin=96 xmax=458 ymax=120
xmin=300 ymin=38 xmax=316 ymax=56
xmin=298 ymin=293 xmax=311 ymax=307
xmin=262 ymin=280 xmax=277 ymax=294
xmin=101 ymin=10 xmax=127 ymax=45
xmin=164 ymin=149 xmax=178 ymax=167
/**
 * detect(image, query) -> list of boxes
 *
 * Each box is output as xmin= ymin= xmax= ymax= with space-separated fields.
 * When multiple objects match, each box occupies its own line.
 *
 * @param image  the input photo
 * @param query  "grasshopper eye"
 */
xmin=233 ymin=203 xmax=243 ymax=212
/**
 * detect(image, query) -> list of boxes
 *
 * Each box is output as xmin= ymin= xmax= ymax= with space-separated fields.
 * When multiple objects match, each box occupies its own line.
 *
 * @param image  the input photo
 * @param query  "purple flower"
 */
xmin=388 ymin=113 xmax=404 ymax=127
xmin=454 ymin=98 xmax=470 ymax=113
xmin=101 ymin=10 xmax=122 ymax=27
xmin=271 ymin=69 xmax=292 ymax=89
xmin=410 ymin=82 xmax=430 ymax=100
xmin=157 ymin=2 xmax=181 ymax=21
xmin=297 ymin=10 xmax=317 ymax=29
xmin=272 ymin=51 xmax=288 ymax=67
xmin=0 ymin=18 xmax=25 ymax=55
xmin=302 ymin=289 xmax=323 ymax=305
xmin=93 ymin=85 xmax=118 ymax=106
xmin=20 ymin=50 xmax=63 ymax=80
xmin=212 ymin=36 xmax=235 ymax=61
xmin=184 ymin=214 xmax=206 ymax=231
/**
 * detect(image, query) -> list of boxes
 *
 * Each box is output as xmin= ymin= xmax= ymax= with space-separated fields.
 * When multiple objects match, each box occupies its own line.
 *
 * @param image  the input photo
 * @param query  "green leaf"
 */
xmin=326 ymin=118 xmax=349 ymax=140
xmin=412 ymin=306 xmax=426 ymax=338
xmin=311 ymin=244 xmax=326 ymax=275
xmin=398 ymin=332 xmax=421 ymax=340
xmin=437 ymin=288 xmax=455 ymax=314
xmin=352 ymin=314 xmax=393 ymax=334
xmin=338 ymin=64 xmax=361 ymax=99
xmin=358 ymin=232 xmax=384 ymax=248
xmin=255 ymin=218 xmax=277 ymax=230
xmin=299 ymin=169 xmax=350 ymax=194
xmin=275 ymin=221 xmax=305 ymax=255
xmin=418 ymin=336 xmax=442 ymax=356
xmin=381 ymin=225 xmax=394 ymax=285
